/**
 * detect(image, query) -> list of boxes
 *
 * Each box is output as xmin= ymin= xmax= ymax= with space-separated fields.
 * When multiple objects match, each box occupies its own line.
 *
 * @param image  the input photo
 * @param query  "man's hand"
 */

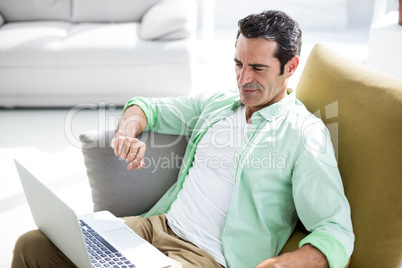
xmin=111 ymin=136 xmax=146 ymax=170
xmin=256 ymin=244 xmax=329 ymax=268
xmin=112 ymin=105 xmax=148 ymax=170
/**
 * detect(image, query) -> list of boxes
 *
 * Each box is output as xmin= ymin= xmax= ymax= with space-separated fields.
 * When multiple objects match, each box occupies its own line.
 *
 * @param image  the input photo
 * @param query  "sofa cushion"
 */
xmin=157 ymin=28 xmax=192 ymax=40
xmin=0 ymin=21 xmax=190 ymax=67
xmin=140 ymin=0 xmax=195 ymax=40
xmin=0 ymin=21 xmax=72 ymax=67
xmin=296 ymin=44 xmax=402 ymax=267
xmin=0 ymin=0 xmax=71 ymax=22
xmin=0 ymin=20 xmax=193 ymax=101
xmin=72 ymin=0 xmax=160 ymax=23
xmin=80 ymin=130 xmax=189 ymax=217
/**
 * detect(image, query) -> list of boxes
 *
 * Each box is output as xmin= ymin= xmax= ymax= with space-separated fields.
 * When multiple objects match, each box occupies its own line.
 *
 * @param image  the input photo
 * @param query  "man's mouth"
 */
xmin=238 ymin=82 xmax=260 ymax=94
xmin=240 ymin=87 xmax=258 ymax=94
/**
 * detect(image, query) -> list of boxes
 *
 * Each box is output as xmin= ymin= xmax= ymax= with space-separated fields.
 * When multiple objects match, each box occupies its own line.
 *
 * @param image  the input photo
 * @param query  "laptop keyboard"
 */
xmin=80 ymin=220 xmax=136 ymax=268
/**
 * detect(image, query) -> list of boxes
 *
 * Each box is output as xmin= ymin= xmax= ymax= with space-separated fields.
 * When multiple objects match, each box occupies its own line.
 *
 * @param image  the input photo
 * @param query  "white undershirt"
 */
xmin=166 ymin=105 xmax=248 ymax=267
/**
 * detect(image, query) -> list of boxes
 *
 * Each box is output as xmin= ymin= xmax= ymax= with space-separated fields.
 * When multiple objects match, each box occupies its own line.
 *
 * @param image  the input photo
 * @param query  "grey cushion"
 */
xmin=80 ymin=130 xmax=188 ymax=217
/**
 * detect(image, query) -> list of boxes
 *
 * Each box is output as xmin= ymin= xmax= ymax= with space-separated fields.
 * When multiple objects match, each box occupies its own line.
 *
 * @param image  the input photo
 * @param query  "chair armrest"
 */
xmin=139 ymin=0 xmax=196 ymax=40
xmin=80 ymin=130 xmax=188 ymax=217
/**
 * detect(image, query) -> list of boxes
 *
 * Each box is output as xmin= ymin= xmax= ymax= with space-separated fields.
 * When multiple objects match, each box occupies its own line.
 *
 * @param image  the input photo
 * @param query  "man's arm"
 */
xmin=112 ymin=105 xmax=148 ymax=170
xmin=256 ymin=244 xmax=328 ymax=268
xmin=285 ymin=119 xmax=354 ymax=268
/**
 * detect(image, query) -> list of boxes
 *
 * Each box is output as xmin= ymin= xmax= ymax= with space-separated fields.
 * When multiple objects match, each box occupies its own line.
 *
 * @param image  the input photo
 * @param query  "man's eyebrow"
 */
xmin=234 ymin=58 xmax=269 ymax=68
xmin=249 ymin=63 xmax=269 ymax=68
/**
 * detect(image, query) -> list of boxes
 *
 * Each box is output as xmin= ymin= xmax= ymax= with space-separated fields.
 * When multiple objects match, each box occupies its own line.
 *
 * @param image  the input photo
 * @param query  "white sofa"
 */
xmin=0 ymin=0 xmax=196 ymax=107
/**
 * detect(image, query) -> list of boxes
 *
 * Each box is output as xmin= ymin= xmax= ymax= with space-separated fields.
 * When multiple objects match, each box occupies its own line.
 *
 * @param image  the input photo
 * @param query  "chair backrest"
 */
xmin=296 ymin=44 xmax=402 ymax=267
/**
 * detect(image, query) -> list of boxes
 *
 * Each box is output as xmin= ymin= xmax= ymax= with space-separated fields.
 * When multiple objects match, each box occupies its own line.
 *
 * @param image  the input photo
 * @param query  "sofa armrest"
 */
xmin=80 ymin=130 xmax=188 ymax=217
xmin=140 ymin=0 xmax=196 ymax=40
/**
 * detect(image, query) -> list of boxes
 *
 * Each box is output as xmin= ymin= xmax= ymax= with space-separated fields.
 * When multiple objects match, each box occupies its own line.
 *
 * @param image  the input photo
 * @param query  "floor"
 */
xmin=0 ymin=27 xmax=371 ymax=267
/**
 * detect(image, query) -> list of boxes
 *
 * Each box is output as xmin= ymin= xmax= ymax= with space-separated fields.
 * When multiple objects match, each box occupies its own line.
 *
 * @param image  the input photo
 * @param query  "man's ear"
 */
xmin=286 ymin=56 xmax=299 ymax=78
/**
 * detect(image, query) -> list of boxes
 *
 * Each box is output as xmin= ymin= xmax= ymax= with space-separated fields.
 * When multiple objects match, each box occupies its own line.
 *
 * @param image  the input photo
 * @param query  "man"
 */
xmin=111 ymin=10 xmax=354 ymax=268
xmin=12 ymin=10 xmax=354 ymax=268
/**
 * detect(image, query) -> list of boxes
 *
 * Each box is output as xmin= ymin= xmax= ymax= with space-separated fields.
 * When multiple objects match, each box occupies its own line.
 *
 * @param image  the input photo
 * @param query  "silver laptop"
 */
xmin=15 ymin=159 xmax=173 ymax=268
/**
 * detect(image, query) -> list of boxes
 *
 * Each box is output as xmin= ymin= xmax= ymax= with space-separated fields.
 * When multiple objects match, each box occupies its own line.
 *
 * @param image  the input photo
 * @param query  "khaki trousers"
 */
xmin=12 ymin=215 xmax=224 ymax=268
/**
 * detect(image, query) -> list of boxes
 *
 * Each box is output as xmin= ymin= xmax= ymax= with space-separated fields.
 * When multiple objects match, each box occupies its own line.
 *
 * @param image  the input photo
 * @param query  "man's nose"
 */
xmin=238 ymin=67 xmax=253 ymax=86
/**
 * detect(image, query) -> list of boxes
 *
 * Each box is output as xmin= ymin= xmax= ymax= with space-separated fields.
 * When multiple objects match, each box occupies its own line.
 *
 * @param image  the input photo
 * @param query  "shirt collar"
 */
xmin=257 ymin=91 xmax=295 ymax=121
xmin=230 ymin=90 xmax=296 ymax=121
xmin=230 ymin=97 xmax=242 ymax=110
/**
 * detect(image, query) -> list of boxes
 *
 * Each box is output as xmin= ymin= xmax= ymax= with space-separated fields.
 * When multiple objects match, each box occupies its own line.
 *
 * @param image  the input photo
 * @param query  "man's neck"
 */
xmin=245 ymin=90 xmax=288 ymax=124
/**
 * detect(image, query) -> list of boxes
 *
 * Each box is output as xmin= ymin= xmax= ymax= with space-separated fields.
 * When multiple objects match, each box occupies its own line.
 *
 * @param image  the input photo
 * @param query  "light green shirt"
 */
xmin=124 ymin=90 xmax=354 ymax=268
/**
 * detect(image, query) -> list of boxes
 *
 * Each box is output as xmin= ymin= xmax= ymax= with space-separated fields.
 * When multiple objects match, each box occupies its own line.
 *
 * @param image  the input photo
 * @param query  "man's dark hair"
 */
xmin=236 ymin=10 xmax=302 ymax=75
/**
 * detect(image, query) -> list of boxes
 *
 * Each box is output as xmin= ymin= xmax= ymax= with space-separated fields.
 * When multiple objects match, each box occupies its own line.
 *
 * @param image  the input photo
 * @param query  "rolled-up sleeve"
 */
xmin=123 ymin=94 xmax=210 ymax=136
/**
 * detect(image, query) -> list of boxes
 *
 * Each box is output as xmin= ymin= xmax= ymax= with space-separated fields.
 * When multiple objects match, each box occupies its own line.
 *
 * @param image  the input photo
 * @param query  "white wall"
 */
xmin=348 ymin=0 xmax=398 ymax=27
xmin=214 ymin=0 xmax=349 ymax=30
xmin=196 ymin=0 xmax=400 ymax=42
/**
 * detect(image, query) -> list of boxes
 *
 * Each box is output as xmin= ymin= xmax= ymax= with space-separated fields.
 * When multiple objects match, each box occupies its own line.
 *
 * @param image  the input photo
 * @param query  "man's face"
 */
xmin=234 ymin=34 xmax=298 ymax=117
